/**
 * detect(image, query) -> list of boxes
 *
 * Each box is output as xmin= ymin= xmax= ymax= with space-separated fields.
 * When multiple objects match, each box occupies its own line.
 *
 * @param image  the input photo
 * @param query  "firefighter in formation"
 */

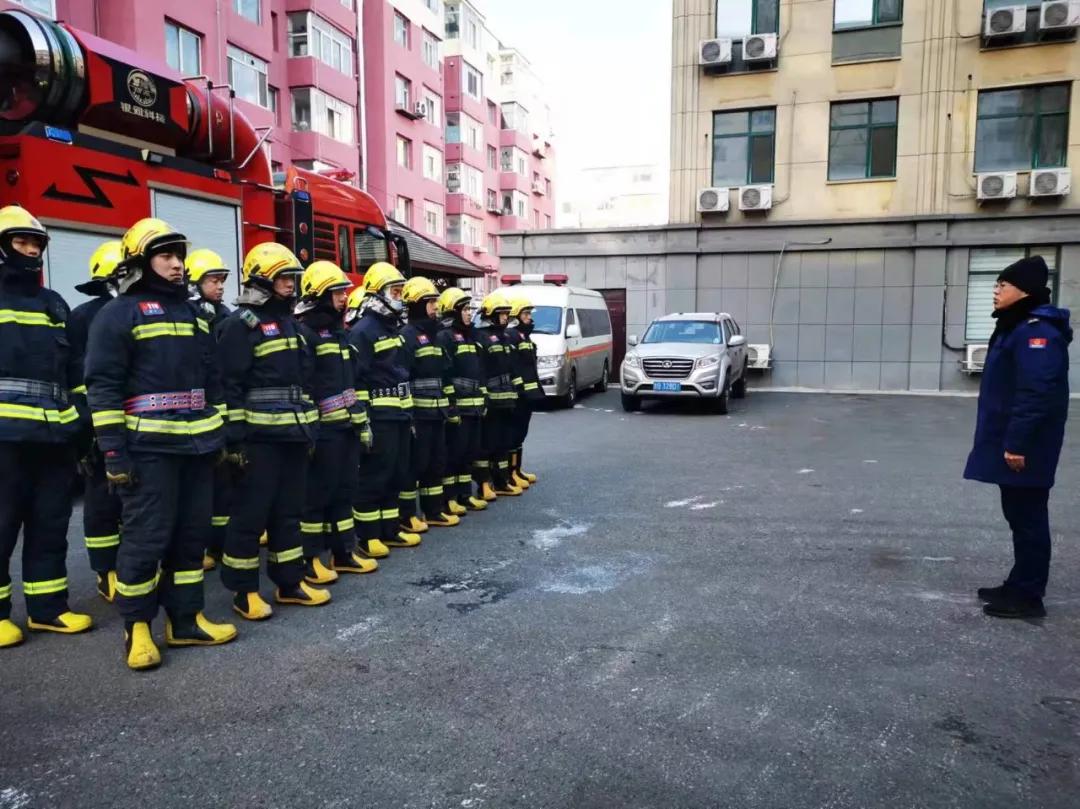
xmin=4 ymin=209 xmax=542 ymax=668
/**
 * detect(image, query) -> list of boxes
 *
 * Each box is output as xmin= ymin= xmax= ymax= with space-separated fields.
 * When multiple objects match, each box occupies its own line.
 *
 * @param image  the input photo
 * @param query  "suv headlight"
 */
xmin=537 ymin=354 xmax=565 ymax=370
xmin=696 ymin=355 xmax=720 ymax=369
xmin=623 ymin=353 xmax=640 ymax=368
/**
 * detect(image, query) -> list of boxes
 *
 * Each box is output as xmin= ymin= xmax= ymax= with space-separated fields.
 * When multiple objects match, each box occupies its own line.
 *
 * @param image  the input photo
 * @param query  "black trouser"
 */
xmin=221 ymin=442 xmax=307 ymax=593
xmin=354 ymin=419 xmax=412 ymax=542
xmin=999 ymin=485 xmax=1052 ymax=599
xmin=207 ymin=460 xmax=235 ymax=557
xmin=115 ymin=452 xmax=213 ymax=623
xmin=479 ymin=408 xmax=515 ymax=488
xmin=413 ymin=419 xmax=447 ymax=519
xmin=302 ymin=432 xmax=359 ymax=562
xmin=82 ymin=453 xmax=122 ymax=574
xmin=509 ymin=401 xmax=534 ymax=478
xmin=447 ymin=415 xmax=483 ymax=504
xmin=0 ymin=442 xmax=75 ymax=622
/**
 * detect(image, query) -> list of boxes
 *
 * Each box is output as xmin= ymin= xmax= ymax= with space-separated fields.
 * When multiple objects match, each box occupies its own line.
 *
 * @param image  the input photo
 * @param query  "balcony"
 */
xmin=499 ymin=171 xmax=531 ymax=194
xmin=499 ymin=128 xmax=532 ymax=152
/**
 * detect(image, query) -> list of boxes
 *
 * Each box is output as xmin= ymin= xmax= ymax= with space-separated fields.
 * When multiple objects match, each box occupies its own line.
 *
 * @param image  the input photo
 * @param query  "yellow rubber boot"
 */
xmin=233 ymin=591 xmax=274 ymax=621
xmin=27 ymin=611 xmax=94 ymax=634
xmin=521 ymin=469 xmax=538 ymax=484
xmin=401 ymin=515 xmax=428 ymax=534
xmin=275 ymin=581 xmax=332 ymax=607
xmin=304 ymin=556 xmax=339 ymax=585
xmin=96 ymin=570 xmax=118 ymax=603
xmin=332 ymin=552 xmax=379 ymax=574
xmin=202 ymin=553 xmax=218 ymax=572
xmin=427 ymin=513 xmax=461 ymax=528
xmin=446 ymin=500 xmax=467 ymax=517
xmin=125 ymin=622 xmax=161 ymax=671
xmin=467 ymin=496 xmax=488 ymax=511
xmin=357 ymin=539 xmax=390 ymax=559
xmin=385 ymin=530 xmax=422 ymax=548
xmin=511 ymin=472 xmax=531 ymax=491
xmin=0 ymin=619 xmax=24 ymax=648
xmin=494 ymin=482 xmax=523 ymax=497
xmin=166 ymin=612 xmax=238 ymax=647
xmin=480 ymin=482 xmax=498 ymax=502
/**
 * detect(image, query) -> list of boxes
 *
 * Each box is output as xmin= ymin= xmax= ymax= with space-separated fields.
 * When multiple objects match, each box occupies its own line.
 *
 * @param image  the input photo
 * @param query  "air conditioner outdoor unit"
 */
xmin=743 ymin=33 xmax=778 ymax=61
xmin=475 ymin=245 xmax=488 ymax=254
xmin=696 ymin=187 xmax=730 ymax=213
xmin=1040 ymin=0 xmax=1080 ymax=29
xmin=976 ymin=172 xmax=1017 ymax=201
xmin=413 ymin=101 xmax=429 ymax=119
xmin=747 ymin=344 xmax=773 ymax=371
xmin=488 ymin=204 xmax=504 ymax=215
xmin=699 ymin=38 xmax=733 ymax=66
xmin=961 ymin=344 xmax=989 ymax=374
xmin=1029 ymin=168 xmax=1072 ymax=197
xmin=984 ymin=5 xmax=1028 ymax=36
xmin=532 ymin=181 xmax=545 ymax=195
xmin=738 ymin=184 xmax=773 ymax=211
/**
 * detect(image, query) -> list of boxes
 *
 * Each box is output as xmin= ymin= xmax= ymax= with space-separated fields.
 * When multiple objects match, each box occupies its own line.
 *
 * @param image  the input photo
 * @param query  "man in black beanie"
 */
xmin=964 ymin=254 xmax=1072 ymax=619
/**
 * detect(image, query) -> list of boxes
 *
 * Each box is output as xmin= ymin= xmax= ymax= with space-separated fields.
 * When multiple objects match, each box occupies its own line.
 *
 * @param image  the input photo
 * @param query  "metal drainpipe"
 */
xmin=356 ymin=0 xmax=369 ymax=190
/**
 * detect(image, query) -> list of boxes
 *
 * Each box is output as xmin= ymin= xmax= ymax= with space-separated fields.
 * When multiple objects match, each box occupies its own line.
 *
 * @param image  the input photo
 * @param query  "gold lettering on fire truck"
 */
xmin=119 ymin=102 xmax=166 ymax=125
xmin=126 ymin=70 xmax=158 ymax=108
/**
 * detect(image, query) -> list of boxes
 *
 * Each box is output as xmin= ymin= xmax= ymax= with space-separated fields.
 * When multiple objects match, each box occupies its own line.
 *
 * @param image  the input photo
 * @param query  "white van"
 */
xmin=496 ymin=274 xmax=613 ymax=407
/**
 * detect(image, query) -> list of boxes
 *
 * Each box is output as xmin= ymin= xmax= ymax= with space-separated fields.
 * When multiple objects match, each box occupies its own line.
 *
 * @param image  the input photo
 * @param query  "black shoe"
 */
xmin=977 ymin=584 xmax=1010 ymax=602
xmin=983 ymin=594 xmax=1046 ymax=619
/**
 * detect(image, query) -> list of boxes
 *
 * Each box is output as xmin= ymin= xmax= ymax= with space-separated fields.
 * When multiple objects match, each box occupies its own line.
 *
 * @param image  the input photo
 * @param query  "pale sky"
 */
xmin=478 ymin=0 xmax=672 ymax=201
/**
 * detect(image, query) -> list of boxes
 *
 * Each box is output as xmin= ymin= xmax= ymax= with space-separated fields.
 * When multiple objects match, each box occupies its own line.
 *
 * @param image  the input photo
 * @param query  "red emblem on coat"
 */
xmin=418 ymin=334 xmax=429 ymax=344
xmin=1029 ymin=338 xmax=1048 ymax=349
xmin=138 ymin=301 xmax=164 ymax=316
xmin=261 ymin=322 xmax=281 ymax=337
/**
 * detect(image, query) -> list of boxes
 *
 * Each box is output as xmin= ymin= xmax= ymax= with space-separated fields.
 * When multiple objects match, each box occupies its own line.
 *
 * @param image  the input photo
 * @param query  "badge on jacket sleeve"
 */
xmin=261 ymin=322 xmax=281 ymax=337
xmin=1029 ymin=338 xmax=1048 ymax=349
xmin=418 ymin=334 xmax=429 ymax=344
xmin=139 ymin=301 xmax=164 ymax=316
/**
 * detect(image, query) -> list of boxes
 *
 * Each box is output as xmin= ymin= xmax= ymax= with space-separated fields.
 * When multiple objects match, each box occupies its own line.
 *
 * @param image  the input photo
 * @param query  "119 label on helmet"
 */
xmin=138 ymin=301 xmax=164 ymax=316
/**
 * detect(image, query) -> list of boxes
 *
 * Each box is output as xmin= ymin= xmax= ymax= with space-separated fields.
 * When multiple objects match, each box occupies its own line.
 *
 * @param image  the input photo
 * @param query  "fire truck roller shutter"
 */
xmin=43 ymin=229 xmax=116 ymax=305
xmin=152 ymin=190 xmax=242 ymax=296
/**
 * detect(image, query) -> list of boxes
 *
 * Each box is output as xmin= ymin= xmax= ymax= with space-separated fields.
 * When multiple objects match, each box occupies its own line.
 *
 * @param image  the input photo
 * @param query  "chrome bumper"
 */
xmin=620 ymin=365 xmax=721 ymax=398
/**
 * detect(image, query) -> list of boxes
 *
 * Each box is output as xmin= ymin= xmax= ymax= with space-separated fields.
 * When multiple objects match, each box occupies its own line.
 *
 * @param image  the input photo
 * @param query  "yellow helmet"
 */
xmin=121 ymin=217 xmax=188 ymax=261
xmin=301 ymin=260 xmax=350 ymax=299
xmin=88 ymin=240 xmax=124 ymax=281
xmin=509 ymin=296 xmax=534 ymax=318
xmin=402 ymin=276 xmax=438 ymax=304
xmin=437 ymin=287 xmax=471 ymax=317
xmin=480 ymin=291 xmax=512 ymax=318
xmin=361 ymin=261 xmax=405 ymax=295
xmin=242 ymin=242 xmax=303 ymax=285
xmin=0 ymin=205 xmax=48 ymax=270
xmin=346 ymin=286 xmax=366 ymax=312
xmin=185 ymin=248 xmax=230 ymax=284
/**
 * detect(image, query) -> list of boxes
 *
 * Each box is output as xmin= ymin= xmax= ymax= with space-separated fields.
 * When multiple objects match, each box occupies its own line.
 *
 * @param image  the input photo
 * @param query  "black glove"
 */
xmin=225 ymin=444 xmax=249 ymax=470
xmin=104 ymin=449 xmax=136 ymax=491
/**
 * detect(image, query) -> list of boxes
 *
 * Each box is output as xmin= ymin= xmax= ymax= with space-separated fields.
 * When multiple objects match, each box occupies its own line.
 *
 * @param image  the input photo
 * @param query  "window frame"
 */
xmin=395 ymin=196 xmax=414 ymax=227
xmin=287 ymin=13 xmax=353 ymax=76
xmin=290 ymin=87 xmax=353 ymax=143
xmin=827 ymin=97 xmax=899 ymax=181
xmin=974 ymin=83 xmax=1071 ymax=173
xmin=711 ymin=107 xmax=777 ymax=187
xmin=423 ymin=201 xmax=444 ymax=238
xmin=393 ymin=11 xmax=410 ymax=48
xmin=714 ymin=0 xmax=781 ymax=39
xmin=422 ymin=144 xmax=443 ymax=182
xmin=421 ymin=29 xmax=440 ymax=69
xmin=832 ymin=0 xmax=904 ymax=31
xmin=463 ymin=62 xmax=483 ymax=101
xmin=396 ymin=135 xmax=413 ymax=170
xmin=227 ymin=45 xmax=270 ymax=109
xmin=164 ymin=19 xmax=202 ymax=76
xmin=394 ymin=74 xmax=412 ymax=109
xmin=965 ymin=247 xmax=1060 ymax=342
xmin=234 ymin=0 xmax=262 ymax=25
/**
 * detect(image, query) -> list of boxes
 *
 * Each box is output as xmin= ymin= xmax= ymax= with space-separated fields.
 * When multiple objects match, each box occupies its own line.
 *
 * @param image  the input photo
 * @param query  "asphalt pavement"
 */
xmin=1 ymin=389 xmax=1079 ymax=809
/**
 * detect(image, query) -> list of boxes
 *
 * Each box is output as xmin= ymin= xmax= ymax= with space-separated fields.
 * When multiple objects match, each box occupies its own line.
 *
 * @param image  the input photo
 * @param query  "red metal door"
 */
xmin=599 ymin=289 xmax=627 ymax=371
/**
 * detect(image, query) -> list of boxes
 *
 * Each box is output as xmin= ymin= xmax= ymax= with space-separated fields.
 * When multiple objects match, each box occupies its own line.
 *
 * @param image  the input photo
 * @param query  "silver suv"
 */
xmin=620 ymin=312 xmax=748 ymax=413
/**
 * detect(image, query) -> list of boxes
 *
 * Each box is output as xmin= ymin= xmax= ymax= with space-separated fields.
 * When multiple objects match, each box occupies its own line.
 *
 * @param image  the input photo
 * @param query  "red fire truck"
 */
xmin=0 ymin=8 xmax=478 ymax=302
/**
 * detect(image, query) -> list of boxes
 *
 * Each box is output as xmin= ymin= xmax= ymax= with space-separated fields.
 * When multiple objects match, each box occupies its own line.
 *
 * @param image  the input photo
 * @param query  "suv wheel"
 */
xmin=594 ymin=362 xmax=610 ymax=394
xmin=731 ymin=361 xmax=748 ymax=400
xmin=621 ymin=393 xmax=640 ymax=412
xmin=561 ymin=370 xmax=578 ymax=409
xmin=710 ymin=374 xmax=730 ymax=415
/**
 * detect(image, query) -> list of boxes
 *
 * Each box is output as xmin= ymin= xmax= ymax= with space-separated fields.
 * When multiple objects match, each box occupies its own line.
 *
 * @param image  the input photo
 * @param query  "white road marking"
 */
xmin=850 ymin=509 xmax=864 ymax=514
xmin=798 ymin=468 xmax=815 ymax=474
xmin=863 ymin=459 xmax=878 ymax=464
xmin=529 ymin=521 xmax=590 ymax=550
xmin=665 ymin=496 xmax=702 ymax=508
xmin=691 ymin=502 xmax=721 ymax=510
xmin=336 ymin=616 xmax=384 ymax=642
xmin=541 ymin=565 xmax=619 ymax=594
xmin=0 ymin=789 xmax=31 ymax=809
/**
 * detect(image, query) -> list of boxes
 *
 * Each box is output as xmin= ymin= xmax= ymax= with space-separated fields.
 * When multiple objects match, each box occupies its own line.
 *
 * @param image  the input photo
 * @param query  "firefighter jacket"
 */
xmin=348 ymin=308 xmax=412 ymax=422
xmin=506 ymin=324 xmax=545 ymax=403
xmin=0 ymin=265 xmax=85 ymax=443
xmin=474 ymin=322 xmax=519 ymax=410
xmin=296 ymin=307 xmax=368 ymax=435
xmin=67 ymin=291 xmax=112 ymax=437
xmin=217 ymin=295 xmax=317 ymax=445
xmin=85 ymin=271 xmax=225 ymax=457
xmin=194 ymin=297 xmax=231 ymax=338
xmin=401 ymin=316 xmax=452 ymax=421
xmin=436 ymin=323 xmax=485 ymax=417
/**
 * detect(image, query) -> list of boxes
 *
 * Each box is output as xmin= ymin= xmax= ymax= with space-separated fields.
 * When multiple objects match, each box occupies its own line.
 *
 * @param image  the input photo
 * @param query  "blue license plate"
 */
xmin=654 ymin=382 xmax=682 ymax=392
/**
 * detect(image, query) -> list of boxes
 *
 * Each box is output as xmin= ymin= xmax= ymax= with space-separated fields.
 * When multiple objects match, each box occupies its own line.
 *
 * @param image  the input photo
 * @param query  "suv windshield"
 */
xmin=643 ymin=321 xmax=722 ymax=344
xmin=531 ymin=305 xmax=563 ymax=335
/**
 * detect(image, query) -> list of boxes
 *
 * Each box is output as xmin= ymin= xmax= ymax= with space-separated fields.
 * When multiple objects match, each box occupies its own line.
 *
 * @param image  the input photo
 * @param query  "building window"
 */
xmin=395 ymin=196 xmax=413 ymax=226
xmin=422 ymin=89 xmax=442 ymax=127
xmin=500 ymin=146 xmax=528 ymax=176
xmin=341 ymin=0 xmax=353 ymax=7
xmin=486 ymin=188 xmax=499 ymax=210
xmin=828 ymin=98 xmax=898 ymax=181
xmin=228 ymin=45 xmax=270 ymax=108
xmin=715 ymin=0 xmax=780 ymax=38
xmin=269 ymin=86 xmax=279 ymax=120
xmin=464 ymin=15 xmax=480 ymax=49
xmin=422 ymin=30 xmax=440 ymax=69
xmin=424 ymin=201 xmax=444 ymax=238
xmin=966 ymin=248 xmax=1058 ymax=342
xmin=164 ymin=20 xmax=201 ymax=76
xmin=463 ymin=63 xmax=482 ymax=100
xmin=487 ymin=145 xmax=498 ymax=170
xmin=424 ymin=0 xmax=439 ymax=11
xmin=395 ymin=75 xmax=412 ymax=108
xmin=396 ymin=135 xmax=413 ymax=169
xmin=290 ymin=88 xmax=354 ymax=143
xmin=234 ymin=0 xmax=261 ymax=25
xmin=711 ymin=108 xmax=775 ymax=186
xmin=488 ymin=234 xmax=498 ymax=254
xmin=487 ymin=101 xmax=498 ymax=125
xmin=503 ymin=191 xmax=527 ymax=218
xmin=834 ymin=0 xmax=902 ymax=30
xmin=447 ymin=215 xmax=481 ymax=247
xmin=545 ymin=178 xmax=552 ymax=196
xmin=422 ymin=145 xmax=443 ymax=182
xmin=446 ymin=163 xmax=483 ymax=203
xmin=288 ymin=13 xmax=353 ymax=76
xmin=500 ymin=102 xmax=529 ymax=134
xmin=975 ymin=84 xmax=1070 ymax=173
xmin=544 ymin=214 xmax=552 ymax=229
xmin=271 ymin=12 xmax=279 ymax=50
xmin=447 ymin=112 xmax=482 ymax=149
xmin=10 ymin=0 xmax=55 ymax=17
xmin=394 ymin=12 xmax=410 ymax=48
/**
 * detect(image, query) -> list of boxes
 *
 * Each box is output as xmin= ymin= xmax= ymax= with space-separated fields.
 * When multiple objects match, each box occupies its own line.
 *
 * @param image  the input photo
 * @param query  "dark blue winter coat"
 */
xmin=964 ymin=304 xmax=1072 ymax=488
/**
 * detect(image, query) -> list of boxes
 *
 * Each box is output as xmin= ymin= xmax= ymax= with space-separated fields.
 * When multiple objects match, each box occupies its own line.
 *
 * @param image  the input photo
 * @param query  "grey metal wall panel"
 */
xmin=721 ymin=254 xmax=749 ymax=288
xmin=826 ymin=325 xmax=855 ymax=362
xmin=853 ymin=326 xmax=883 ymax=361
xmin=828 ymin=252 xmax=857 ymax=288
xmin=832 ymin=25 xmax=903 ymax=64
xmin=827 ymin=288 xmax=856 ymax=324
xmin=800 ymin=253 xmax=829 ymax=288
xmin=854 ymin=287 xmax=885 ymax=324
xmin=798 ymin=325 xmax=826 ymax=361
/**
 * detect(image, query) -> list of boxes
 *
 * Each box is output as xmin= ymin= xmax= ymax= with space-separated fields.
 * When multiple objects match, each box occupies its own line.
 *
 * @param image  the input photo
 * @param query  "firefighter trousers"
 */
xmin=510 ymin=402 xmax=534 ymax=478
xmin=355 ymin=420 xmax=412 ymax=543
xmin=221 ymin=442 xmax=307 ymax=593
xmin=446 ymin=416 xmax=482 ymax=505
xmin=82 ymin=453 xmax=122 ymax=574
xmin=114 ymin=452 xmax=213 ymax=623
xmin=478 ymin=408 xmax=515 ymax=488
xmin=207 ymin=460 xmax=235 ymax=557
xmin=412 ymin=419 xmax=447 ymax=519
xmin=302 ymin=433 xmax=359 ymax=562
xmin=0 ymin=442 xmax=75 ymax=622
